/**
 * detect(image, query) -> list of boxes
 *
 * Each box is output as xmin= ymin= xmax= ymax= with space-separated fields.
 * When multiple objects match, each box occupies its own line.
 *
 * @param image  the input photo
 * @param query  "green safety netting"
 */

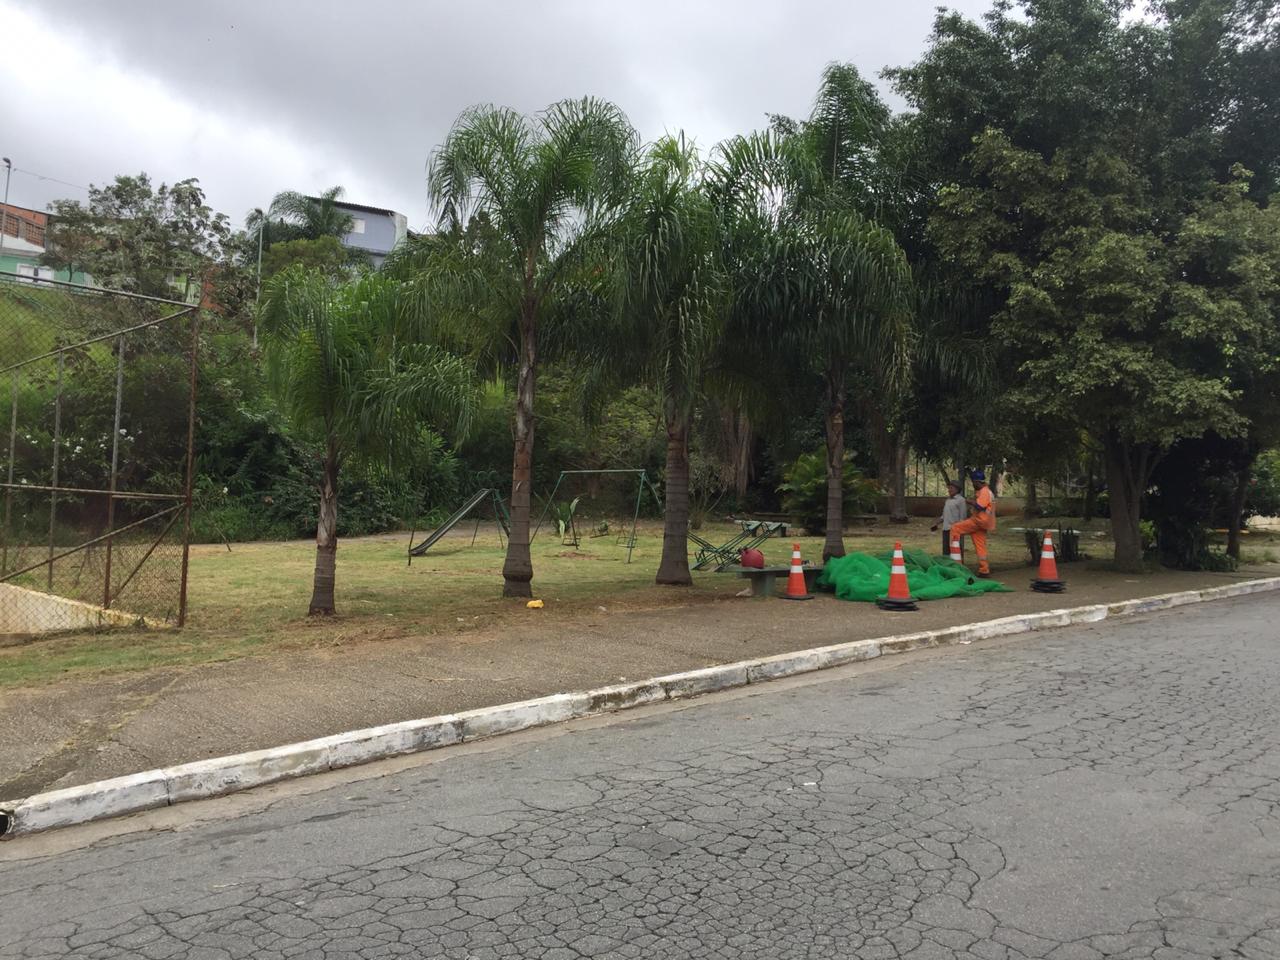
xmin=816 ymin=548 xmax=1012 ymax=602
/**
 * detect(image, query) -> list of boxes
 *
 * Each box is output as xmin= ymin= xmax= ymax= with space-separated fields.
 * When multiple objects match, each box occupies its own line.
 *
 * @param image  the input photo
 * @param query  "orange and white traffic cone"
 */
xmin=949 ymin=535 xmax=963 ymax=564
xmin=876 ymin=541 xmax=918 ymax=611
xmin=781 ymin=542 xmax=813 ymax=600
xmin=1031 ymin=531 xmax=1066 ymax=593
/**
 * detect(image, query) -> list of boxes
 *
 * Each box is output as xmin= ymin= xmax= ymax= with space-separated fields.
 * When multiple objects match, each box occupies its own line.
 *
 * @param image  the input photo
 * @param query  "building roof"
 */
xmin=0 ymin=202 xmax=46 ymax=220
xmin=328 ymin=199 xmax=403 ymax=218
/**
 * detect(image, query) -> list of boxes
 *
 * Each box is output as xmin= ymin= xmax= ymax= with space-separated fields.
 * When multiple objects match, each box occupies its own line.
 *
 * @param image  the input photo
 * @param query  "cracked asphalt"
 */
xmin=2 ymin=593 xmax=1279 ymax=958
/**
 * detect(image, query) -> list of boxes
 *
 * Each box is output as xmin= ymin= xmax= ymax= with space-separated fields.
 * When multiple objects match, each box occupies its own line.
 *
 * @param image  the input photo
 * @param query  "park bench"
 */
xmin=721 ymin=563 xmax=823 ymax=599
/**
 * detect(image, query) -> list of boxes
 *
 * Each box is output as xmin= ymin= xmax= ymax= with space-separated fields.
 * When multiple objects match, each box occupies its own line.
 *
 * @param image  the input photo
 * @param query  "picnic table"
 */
xmin=721 ymin=563 xmax=823 ymax=599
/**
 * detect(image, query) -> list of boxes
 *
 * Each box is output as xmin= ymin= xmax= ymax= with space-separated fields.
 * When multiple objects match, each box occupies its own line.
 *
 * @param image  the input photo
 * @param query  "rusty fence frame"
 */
xmin=0 ymin=274 xmax=198 ymax=627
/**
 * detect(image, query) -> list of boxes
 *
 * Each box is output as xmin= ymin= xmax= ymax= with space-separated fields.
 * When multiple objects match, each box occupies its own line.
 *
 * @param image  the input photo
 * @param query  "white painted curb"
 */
xmin=3 ymin=575 xmax=1278 ymax=838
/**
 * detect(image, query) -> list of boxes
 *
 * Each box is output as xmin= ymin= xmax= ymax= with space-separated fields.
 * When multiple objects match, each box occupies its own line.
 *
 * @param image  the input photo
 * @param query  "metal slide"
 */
xmin=408 ymin=489 xmax=508 ymax=559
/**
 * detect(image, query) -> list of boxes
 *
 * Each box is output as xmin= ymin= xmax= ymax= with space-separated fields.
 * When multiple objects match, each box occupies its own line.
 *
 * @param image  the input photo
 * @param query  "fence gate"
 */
xmin=0 ymin=275 xmax=197 ymax=636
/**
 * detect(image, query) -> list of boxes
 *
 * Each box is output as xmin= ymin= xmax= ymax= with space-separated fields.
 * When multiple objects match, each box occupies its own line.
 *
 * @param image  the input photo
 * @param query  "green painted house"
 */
xmin=0 ymin=203 xmax=91 ymax=285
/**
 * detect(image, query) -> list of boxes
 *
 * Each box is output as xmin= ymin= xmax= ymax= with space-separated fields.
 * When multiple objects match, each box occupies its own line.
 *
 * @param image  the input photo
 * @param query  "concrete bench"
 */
xmin=721 ymin=564 xmax=823 ymax=599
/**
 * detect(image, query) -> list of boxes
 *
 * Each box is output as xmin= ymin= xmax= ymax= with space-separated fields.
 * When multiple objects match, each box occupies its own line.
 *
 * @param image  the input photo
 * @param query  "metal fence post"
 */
xmin=177 ymin=309 xmax=198 ymax=627
xmin=102 ymin=334 xmax=126 ymax=609
xmin=47 ymin=350 xmax=63 ymax=590
xmin=2 ymin=371 xmax=16 ymax=574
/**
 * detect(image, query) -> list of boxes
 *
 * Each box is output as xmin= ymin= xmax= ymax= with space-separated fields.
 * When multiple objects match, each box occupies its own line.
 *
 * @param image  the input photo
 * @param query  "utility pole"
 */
xmin=253 ymin=208 xmax=264 ymax=348
xmin=0 ymin=157 xmax=12 ymax=268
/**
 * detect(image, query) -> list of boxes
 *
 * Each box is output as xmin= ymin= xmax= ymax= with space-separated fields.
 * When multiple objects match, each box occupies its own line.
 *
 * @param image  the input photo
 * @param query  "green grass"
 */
xmin=4 ymin=515 xmax=1275 ymax=689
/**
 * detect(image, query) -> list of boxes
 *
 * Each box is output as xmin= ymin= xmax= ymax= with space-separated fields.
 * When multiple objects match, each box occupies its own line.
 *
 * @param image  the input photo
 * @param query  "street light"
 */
xmin=253 ymin=207 xmax=264 ymax=348
xmin=0 ymin=157 xmax=12 ymax=269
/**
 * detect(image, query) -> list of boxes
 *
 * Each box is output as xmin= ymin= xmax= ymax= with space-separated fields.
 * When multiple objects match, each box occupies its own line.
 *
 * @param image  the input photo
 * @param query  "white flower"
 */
xmin=119 ymin=428 xmax=127 ymax=435
xmin=222 ymin=486 xmax=229 ymax=495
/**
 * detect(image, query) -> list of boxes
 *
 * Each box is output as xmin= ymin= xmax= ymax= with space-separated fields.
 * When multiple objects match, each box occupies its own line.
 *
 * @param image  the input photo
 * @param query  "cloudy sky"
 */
xmin=1 ymin=1 xmax=988 ymax=231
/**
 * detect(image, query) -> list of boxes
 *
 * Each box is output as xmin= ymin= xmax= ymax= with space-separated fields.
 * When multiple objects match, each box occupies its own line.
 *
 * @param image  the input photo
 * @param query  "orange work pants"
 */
xmin=950 ymin=516 xmax=992 ymax=574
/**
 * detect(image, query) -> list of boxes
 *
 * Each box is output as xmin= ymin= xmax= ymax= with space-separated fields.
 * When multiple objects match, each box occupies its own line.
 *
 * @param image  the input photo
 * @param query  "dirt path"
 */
xmin=1 ymin=563 xmax=1274 ymax=799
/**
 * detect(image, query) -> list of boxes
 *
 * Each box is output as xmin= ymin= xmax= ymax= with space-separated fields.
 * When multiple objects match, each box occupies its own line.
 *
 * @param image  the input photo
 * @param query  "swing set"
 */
xmin=530 ymin=469 xmax=663 ymax=564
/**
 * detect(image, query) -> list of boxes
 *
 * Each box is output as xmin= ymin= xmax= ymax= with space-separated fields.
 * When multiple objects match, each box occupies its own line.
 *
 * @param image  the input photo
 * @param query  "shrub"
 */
xmin=778 ymin=450 xmax=879 ymax=535
xmin=1246 ymin=450 xmax=1280 ymax=521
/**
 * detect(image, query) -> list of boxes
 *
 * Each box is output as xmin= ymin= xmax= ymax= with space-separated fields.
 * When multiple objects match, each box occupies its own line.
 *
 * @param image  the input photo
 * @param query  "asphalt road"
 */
xmin=2 ymin=594 xmax=1279 ymax=958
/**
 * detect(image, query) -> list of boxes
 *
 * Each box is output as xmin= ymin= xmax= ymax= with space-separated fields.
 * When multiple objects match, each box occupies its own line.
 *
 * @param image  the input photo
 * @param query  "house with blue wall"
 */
xmin=331 ymin=200 xmax=408 ymax=268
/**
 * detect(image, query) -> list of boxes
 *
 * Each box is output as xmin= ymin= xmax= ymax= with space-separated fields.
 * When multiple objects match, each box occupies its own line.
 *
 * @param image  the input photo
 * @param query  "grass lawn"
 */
xmin=3 ymin=515 xmax=1277 ymax=689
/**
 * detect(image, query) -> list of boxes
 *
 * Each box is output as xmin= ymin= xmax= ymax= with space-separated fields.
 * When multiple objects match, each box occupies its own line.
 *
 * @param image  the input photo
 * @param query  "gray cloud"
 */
xmin=3 ymin=0 xmax=988 ymax=231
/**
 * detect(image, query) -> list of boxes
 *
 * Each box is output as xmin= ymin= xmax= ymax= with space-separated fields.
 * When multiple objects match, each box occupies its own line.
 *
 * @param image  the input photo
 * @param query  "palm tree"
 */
xmin=410 ymin=98 xmax=637 ymax=598
xmin=248 ymin=186 xmax=356 ymax=247
xmin=709 ymin=131 xmax=913 ymax=561
xmin=258 ymin=267 xmax=475 ymax=615
xmin=611 ymin=135 xmax=726 ymax=585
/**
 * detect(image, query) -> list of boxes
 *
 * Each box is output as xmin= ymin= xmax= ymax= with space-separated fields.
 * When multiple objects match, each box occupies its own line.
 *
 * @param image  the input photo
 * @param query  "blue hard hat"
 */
xmin=970 ymin=469 xmax=986 ymax=483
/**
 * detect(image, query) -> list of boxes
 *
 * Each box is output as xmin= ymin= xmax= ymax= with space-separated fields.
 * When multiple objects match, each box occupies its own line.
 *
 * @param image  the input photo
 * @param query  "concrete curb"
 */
xmin=3 ymin=575 xmax=1278 ymax=838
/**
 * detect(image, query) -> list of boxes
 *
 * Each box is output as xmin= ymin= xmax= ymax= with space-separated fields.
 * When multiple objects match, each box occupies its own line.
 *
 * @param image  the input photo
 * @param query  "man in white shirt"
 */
xmin=931 ymin=480 xmax=967 ymax=559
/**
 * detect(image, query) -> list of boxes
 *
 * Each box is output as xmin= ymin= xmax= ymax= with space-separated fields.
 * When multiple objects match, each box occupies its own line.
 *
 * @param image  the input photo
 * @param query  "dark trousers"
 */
xmin=942 ymin=528 xmax=964 ymax=559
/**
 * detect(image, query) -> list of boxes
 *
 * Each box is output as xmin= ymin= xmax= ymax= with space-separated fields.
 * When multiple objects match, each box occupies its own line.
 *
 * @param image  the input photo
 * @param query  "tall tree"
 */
xmin=252 ymin=186 xmax=356 ymax=245
xmin=411 ymin=98 xmax=637 ymax=597
xmin=612 ymin=135 xmax=726 ymax=585
xmin=258 ymin=268 xmax=475 ymax=614
xmin=711 ymin=123 xmax=912 ymax=561
xmin=43 ymin=173 xmax=231 ymax=298
xmin=895 ymin=0 xmax=1280 ymax=568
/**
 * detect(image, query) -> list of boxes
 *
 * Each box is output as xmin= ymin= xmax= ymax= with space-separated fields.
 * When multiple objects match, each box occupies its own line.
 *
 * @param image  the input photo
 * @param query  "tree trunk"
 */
xmin=308 ymin=442 xmax=339 ymax=616
xmin=716 ymin=405 xmax=753 ymax=501
xmin=1082 ymin=454 xmax=1097 ymax=523
xmin=889 ymin=440 xmax=909 ymax=522
xmin=656 ymin=410 xmax=692 ymax=585
xmin=502 ymin=301 xmax=537 ymax=598
xmin=822 ymin=366 xmax=846 ymax=561
xmin=1226 ymin=463 xmax=1250 ymax=560
xmin=1104 ymin=432 xmax=1154 ymax=572
xmin=1023 ymin=480 xmax=1039 ymax=520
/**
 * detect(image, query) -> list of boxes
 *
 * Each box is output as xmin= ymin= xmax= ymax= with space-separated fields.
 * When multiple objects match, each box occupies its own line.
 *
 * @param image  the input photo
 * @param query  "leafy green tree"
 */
xmin=611 ymin=135 xmax=726 ymax=584
xmin=400 ymin=98 xmax=637 ymax=597
xmin=43 ymin=173 xmax=231 ymax=298
xmin=38 ymin=202 xmax=96 ymax=281
xmin=258 ymin=268 xmax=475 ymax=615
xmin=896 ymin=0 xmax=1280 ymax=568
xmin=262 ymin=236 xmax=350 ymax=279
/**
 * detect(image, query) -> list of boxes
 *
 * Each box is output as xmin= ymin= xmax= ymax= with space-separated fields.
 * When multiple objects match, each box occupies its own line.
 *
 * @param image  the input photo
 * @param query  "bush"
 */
xmin=1246 ymin=449 xmax=1280 ymax=521
xmin=778 ymin=450 xmax=879 ymax=535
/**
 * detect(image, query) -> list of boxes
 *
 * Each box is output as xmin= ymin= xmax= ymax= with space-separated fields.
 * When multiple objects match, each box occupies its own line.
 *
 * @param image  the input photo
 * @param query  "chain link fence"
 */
xmin=0 ymin=274 xmax=196 ymax=636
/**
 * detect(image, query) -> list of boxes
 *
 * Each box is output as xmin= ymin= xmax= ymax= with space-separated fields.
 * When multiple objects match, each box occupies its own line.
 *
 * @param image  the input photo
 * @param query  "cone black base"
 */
xmin=781 ymin=593 xmax=814 ymax=601
xmin=876 ymin=597 xmax=919 ymax=611
xmin=1031 ymin=579 xmax=1066 ymax=593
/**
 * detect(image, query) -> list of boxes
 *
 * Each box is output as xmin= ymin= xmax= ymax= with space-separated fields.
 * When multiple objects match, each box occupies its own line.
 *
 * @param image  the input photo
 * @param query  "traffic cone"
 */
xmin=1031 ymin=531 xmax=1066 ymax=593
xmin=876 ymin=541 xmax=918 ymax=611
xmin=781 ymin=542 xmax=813 ymax=600
xmin=949 ymin=535 xmax=962 ymax=564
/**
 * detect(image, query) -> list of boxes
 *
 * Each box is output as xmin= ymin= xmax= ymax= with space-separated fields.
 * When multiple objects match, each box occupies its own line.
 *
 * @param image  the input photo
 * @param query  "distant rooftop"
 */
xmin=325 ymin=198 xmax=402 ymax=218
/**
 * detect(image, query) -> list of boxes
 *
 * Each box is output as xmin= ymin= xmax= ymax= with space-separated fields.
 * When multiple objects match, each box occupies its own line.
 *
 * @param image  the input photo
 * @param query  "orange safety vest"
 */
xmin=974 ymin=486 xmax=996 ymax=530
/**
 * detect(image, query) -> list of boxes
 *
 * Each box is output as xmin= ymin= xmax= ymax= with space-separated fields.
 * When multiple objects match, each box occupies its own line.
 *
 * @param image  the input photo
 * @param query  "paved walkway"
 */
xmin=0 ymin=565 xmax=1272 ymax=799
xmin=3 ymin=593 xmax=1278 ymax=957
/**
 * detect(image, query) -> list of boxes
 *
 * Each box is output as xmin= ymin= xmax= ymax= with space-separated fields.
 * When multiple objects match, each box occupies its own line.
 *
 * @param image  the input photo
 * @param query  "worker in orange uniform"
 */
xmin=949 ymin=469 xmax=997 ymax=577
